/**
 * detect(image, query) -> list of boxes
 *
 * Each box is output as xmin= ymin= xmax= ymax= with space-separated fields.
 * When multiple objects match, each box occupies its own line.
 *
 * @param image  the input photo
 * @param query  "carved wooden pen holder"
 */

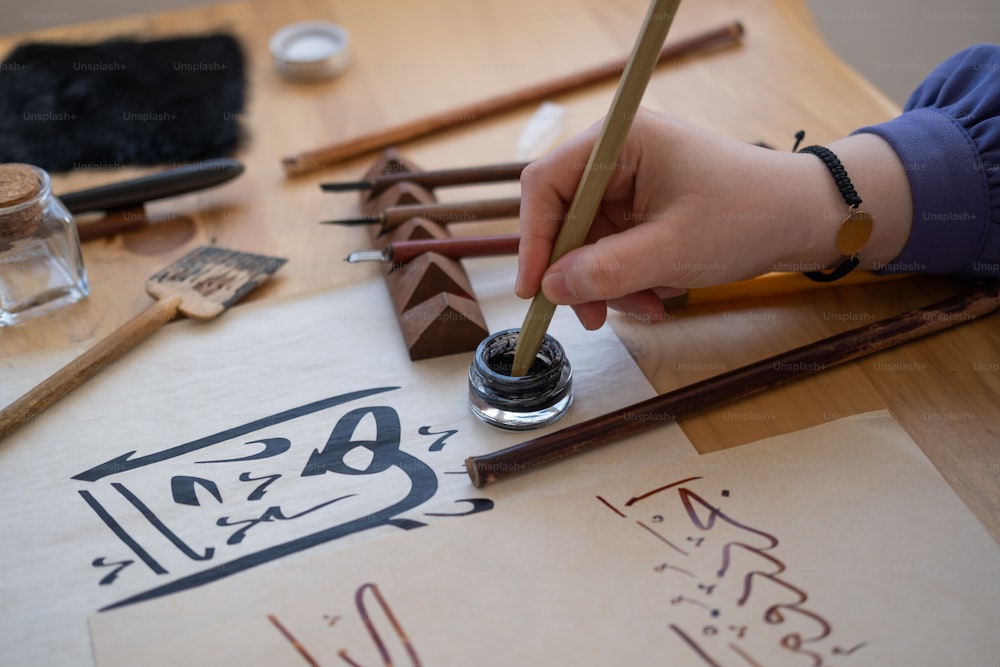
xmin=360 ymin=149 xmax=489 ymax=360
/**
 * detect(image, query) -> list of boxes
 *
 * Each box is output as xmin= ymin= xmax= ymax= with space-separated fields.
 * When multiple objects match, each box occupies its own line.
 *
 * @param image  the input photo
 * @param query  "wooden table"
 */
xmin=1 ymin=0 xmax=997 ymax=546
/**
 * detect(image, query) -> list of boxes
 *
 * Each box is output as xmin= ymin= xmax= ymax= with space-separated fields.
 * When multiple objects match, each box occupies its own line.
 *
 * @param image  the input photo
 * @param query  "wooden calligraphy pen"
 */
xmin=345 ymin=233 xmax=521 ymax=264
xmin=466 ymin=281 xmax=1000 ymax=487
xmin=511 ymin=0 xmax=683 ymax=376
xmin=322 ymin=196 xmax=520 ymax=230
xmin=321 ymin=162 xmax=530 ymax=196
xmin=57 ymin=158 xmax=244 ymax=241
xmin=342 ymin=230 xmax=909 ymax=299
xmin=283 ymin=21 xmax=743 ymax=174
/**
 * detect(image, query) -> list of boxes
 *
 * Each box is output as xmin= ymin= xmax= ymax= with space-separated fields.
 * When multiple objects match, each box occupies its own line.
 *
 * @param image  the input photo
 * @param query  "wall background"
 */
xmin=0 ymin=0 xmax=997 ymax=106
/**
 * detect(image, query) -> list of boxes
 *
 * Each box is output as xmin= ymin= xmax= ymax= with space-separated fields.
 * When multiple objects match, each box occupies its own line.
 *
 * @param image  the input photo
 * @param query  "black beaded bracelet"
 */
xmin=797 ymin=144 xmax=874 ymax=282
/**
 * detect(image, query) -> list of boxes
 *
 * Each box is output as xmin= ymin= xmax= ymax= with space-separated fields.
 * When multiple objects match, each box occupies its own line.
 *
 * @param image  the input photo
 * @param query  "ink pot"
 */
xmin=468 ymin=328 xmax=573 ymax=430
xmin=0 ymin=163 xmax=88 ymax=327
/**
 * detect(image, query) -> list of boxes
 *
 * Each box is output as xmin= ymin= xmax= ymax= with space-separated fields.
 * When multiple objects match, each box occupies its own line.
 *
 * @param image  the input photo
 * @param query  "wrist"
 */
xmin=773 ymin=134 xmax=912 ymax=274
xmin=772 ymin=150 xmax=846 ymax=273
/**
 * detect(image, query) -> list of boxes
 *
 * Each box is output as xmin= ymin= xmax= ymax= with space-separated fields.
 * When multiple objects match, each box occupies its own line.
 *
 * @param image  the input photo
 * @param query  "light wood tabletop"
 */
xmin=1 ymin=0 xmax=997 ymax=543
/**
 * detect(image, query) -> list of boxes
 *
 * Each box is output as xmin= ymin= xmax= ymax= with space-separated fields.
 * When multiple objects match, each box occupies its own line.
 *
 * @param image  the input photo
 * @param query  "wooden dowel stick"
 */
xmin=283 ymin=21 xmax=742 ymax=174
xmin=321 ymin=162 xmax=530 ymax=194
xmin=511 ymin=0 xmax=683 ymax=376
xmin=465 ymin=281 xmax=1000 ymax=487
xmin=0 ymin=297 xmax=182 ymax=442
xmin=323 ymin=197 xmax=520 ymax=229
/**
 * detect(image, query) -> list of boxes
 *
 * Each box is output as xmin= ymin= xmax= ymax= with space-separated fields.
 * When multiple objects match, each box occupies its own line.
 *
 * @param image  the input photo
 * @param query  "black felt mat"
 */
xmin=0 ymin=33 xmax=246 ymax=172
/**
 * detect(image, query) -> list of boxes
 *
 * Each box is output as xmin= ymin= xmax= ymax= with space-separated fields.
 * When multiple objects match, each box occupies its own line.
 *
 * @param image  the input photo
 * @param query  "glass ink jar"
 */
xmin=468 ymin=328 xmax=573 ymax=430
xmin=0 ymin=164 xmax=89 ymax=327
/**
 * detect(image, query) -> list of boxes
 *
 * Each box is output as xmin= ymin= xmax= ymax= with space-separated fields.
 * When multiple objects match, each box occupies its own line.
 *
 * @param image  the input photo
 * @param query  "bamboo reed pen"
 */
xmin=282 ymin=20 xmax=741 ymax=174
xmin=510 ymin=0 xmax=683 ymax=376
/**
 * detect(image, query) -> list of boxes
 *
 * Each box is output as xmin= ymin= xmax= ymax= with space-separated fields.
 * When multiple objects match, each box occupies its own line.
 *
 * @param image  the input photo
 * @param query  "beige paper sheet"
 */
xmin=90 ymin=411 xmax=1000 ymax=666
xmin=0 ymin=258 xmax=695 ymax=666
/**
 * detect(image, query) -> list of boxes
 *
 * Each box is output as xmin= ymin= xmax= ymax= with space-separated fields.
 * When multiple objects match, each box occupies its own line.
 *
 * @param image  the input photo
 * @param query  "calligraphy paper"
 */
xmin=90 ymin=411 xmax=1000 ymax=666
xmin=0 ymin=258 xmax=695 ymax=666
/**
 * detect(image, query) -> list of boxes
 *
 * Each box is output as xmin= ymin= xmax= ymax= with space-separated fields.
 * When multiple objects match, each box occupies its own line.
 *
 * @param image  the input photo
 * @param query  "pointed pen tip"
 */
xmin=345 ymin=250 xmax=387 ymax=263
xmin=320 ymin=180 xmax=374 ymax=192
xmin=320 ymin=216 xmax=380 ymax=226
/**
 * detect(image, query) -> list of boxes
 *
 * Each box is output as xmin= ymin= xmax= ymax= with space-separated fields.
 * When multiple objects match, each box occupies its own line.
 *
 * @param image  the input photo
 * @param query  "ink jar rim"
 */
xmin=0 ymin=164 xmax=48 ymax=241
xmin=468 ymin=328 xmax=573 ymax=430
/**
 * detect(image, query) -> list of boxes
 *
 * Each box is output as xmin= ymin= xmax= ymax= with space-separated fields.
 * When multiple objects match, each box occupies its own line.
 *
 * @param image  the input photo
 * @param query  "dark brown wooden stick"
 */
xmin=465 ymin=281 xmax=1000 ymax=487
xmin=76 ymin=206 xmax=150 ymax=242
xmin=321 ymin=162 xmax=530 ymax=195
xmin=346 ymin=233 xmax=521 ymax=264
xmin=283 ymin=22 xmax=744 ymax=174
xmin=324 ymin=197 xmax=520 ymax=230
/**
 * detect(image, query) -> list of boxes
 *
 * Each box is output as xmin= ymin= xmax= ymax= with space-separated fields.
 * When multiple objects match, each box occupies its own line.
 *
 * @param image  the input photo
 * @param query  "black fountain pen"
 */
xmin=56 ymin=158 xmax=244 ymax=240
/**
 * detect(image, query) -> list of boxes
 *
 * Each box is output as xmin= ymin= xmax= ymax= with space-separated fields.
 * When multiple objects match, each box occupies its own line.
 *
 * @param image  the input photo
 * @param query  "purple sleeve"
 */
xmin=853 ymin=44 xmax=1000 ymax=278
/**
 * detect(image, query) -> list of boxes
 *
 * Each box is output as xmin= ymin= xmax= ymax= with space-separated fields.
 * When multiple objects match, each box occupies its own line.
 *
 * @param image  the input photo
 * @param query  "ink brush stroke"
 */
xmin=465 ymin=281 xmax=1000 ymax=487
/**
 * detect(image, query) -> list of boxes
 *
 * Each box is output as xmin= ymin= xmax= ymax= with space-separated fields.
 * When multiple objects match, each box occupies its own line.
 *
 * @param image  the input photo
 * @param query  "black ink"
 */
xmin=418 ymin=426 xmax=459 ymax=452
xmin=91 ymin=557 xmax=133 ymax=586
xmin=239 ymin=472 xmax=281 ymax=501
xmin=171 ymin=476 xmax=223 ymax=506
xmin=79 ymin=490 xmax=167 ymax=575
xmin=100 ymin=396 xmax=438 ymax=611
xmin=196 ymin=437 xmax=291 ymax=464
xmin=74 ymin=388 xmax=398 ymax=482
xmin=216 ymin=495 xmax=356 ymax=545
xmin=424 ymin=498 xmax=494 ymax=517
xmin=302 ymin=406 xmax=404 ymax=477
xmin=114 ymin=483 xmax=215 ymax=561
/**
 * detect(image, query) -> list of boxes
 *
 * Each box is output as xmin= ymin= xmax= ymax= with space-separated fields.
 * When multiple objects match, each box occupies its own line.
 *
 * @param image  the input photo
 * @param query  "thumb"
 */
xmin=540 ymin=221 xmax=690 ymax=304
xmin=540 ymin=241 xmax=635 ymax=305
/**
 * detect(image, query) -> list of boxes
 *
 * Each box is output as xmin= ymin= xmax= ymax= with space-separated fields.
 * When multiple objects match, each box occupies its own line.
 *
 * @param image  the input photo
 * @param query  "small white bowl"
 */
xmin=269 ymin=21 xmax=351 ymax=82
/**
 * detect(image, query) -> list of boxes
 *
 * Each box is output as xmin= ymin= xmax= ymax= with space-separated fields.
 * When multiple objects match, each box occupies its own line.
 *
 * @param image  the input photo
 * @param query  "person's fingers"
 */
xmin=540 ymin=217 xmax=693 ymax=305
xmin=516 ymin=127 xmax=600 ymax=298
xmin=568 ymin=301 xmax=608 ymax=331
xmin=565 ymin=290 xmax=666 ymax=330
xmin=605 ymin=291 xmax=667 ymax=323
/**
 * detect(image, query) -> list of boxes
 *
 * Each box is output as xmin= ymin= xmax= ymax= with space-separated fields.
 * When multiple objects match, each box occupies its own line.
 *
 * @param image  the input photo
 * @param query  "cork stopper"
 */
xmin=0 ymin=163 xmax=45 ymax=244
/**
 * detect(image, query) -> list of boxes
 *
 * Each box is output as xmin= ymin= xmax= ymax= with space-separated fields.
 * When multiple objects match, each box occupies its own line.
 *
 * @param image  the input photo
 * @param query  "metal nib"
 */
xmin=345 ymin=249 xmax=388 ymax=263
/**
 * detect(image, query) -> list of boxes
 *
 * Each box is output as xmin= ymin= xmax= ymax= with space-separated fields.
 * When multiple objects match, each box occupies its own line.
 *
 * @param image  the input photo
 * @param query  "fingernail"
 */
xmin=541 ymin=271 xmax=571 ymax=301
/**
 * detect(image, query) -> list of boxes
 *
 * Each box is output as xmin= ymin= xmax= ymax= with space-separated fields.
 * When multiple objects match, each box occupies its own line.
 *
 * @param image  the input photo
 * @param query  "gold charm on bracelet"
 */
xmin=836 ymin=207 xmax=874 ymax=257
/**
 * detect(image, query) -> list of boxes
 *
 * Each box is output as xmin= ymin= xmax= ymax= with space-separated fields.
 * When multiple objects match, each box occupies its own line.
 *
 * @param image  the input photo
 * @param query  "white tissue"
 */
xmin=517 ymin=101 xmax=567 ymax=160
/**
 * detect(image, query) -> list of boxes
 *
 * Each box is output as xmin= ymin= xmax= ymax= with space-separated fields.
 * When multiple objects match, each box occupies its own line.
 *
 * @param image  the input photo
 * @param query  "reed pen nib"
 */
xmin=320 ymin=216 xmax=381 ymax=226
xmin=320 ymin=180 xmax=375 ymax=192
xmin=344 ymin=250 xmax=387 ymax=263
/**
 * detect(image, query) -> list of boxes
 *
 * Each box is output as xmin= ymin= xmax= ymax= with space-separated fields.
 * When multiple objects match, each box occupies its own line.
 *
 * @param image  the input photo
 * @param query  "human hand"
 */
xmin=515 ymin=108 xmax=910 ymax=329
xmin=515 ymin=108 xmax=812 ymax=328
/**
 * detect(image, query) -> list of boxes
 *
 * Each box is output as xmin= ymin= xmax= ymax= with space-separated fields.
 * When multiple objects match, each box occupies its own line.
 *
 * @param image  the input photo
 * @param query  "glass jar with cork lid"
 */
xmin=0 ymin=163 xmax=89 ymax=326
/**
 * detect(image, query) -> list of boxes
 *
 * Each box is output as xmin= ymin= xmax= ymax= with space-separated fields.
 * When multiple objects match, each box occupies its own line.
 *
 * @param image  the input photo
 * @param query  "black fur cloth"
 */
xmin=0 ymin=33 xmax=245 ymax=172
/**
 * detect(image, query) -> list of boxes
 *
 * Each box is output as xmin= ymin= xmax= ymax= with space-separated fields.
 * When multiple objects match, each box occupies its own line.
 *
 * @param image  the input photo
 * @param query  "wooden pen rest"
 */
xmin=360 ymin=149 xmax=489 ymax=360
